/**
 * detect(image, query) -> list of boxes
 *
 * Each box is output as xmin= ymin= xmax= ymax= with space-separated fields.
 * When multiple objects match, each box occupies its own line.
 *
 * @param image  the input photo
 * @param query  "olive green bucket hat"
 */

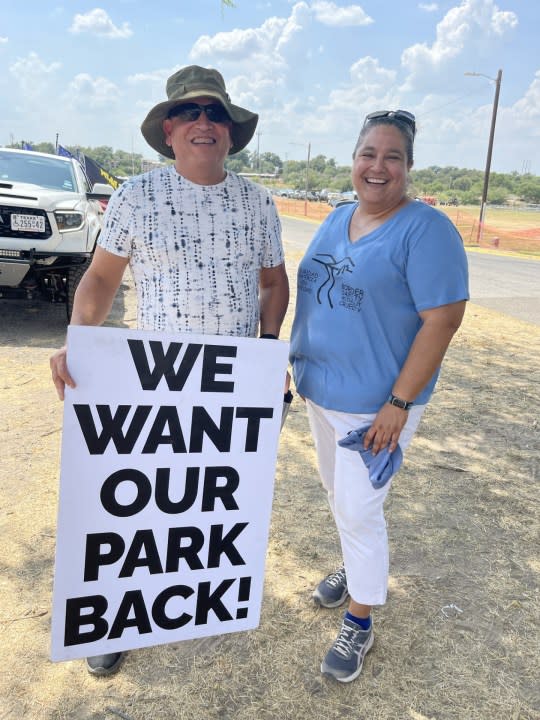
xmin=141 ymin=65 xmax=259 ymax=159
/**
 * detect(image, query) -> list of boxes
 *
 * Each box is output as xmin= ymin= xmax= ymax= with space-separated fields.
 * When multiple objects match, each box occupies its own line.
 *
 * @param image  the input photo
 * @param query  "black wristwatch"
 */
xmin=387 ymin=394 xmax=413 ymax=411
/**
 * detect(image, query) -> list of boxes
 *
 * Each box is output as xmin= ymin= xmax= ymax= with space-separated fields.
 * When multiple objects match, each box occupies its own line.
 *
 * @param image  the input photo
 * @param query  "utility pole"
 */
xmin=304 ymin=142 xmax=311 ymax=216
xmin=465 ymin=69 xmax=502 ymax=244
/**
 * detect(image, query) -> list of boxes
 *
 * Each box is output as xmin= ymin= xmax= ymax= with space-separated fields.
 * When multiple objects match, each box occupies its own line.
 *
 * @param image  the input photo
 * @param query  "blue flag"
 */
xmin=22 ymin=142 xmax=33 ymax=151
xmin=57 ymin=144 xmax=74 ymax=158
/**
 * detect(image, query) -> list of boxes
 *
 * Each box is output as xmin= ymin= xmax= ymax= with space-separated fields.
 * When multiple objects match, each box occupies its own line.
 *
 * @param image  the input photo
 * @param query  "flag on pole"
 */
xmin=82 ymin=154 xmax=121 ymax=190
xmin=57 ymin=144 xmax=74 ymax=159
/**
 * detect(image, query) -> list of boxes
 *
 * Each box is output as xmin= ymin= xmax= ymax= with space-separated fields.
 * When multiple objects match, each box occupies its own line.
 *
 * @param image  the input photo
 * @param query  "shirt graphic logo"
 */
xmin=313 ymin=253 xmax=355 ymax=308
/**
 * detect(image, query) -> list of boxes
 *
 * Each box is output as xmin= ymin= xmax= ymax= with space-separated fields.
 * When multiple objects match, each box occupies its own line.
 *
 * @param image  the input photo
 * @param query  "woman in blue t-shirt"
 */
xmin=289 ymin=110 xmax=469 ymax=683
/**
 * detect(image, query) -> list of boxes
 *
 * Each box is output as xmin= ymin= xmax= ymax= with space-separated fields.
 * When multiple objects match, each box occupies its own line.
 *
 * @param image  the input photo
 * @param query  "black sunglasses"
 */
xmin=364 ymin=110 xmax=416 ymax=134
xmin=167 ymin=102 xmax=231 ymax=124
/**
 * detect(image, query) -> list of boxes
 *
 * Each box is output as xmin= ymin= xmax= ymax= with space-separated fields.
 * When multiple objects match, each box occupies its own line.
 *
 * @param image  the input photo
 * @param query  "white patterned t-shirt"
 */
xmin=98 ymin=166 xmax=284 ymax=336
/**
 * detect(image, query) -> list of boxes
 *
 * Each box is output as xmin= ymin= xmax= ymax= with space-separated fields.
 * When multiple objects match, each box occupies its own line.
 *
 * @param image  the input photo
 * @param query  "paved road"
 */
xmin=281 ymin=216 xmax=540 ymax=326
xmin=466 ymin=252 xmax=540 ymax=326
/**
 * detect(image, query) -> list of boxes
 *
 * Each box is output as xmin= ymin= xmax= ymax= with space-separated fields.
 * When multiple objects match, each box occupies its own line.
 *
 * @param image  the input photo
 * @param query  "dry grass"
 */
xmin=0 ymin=237 xmax=538 ymax=720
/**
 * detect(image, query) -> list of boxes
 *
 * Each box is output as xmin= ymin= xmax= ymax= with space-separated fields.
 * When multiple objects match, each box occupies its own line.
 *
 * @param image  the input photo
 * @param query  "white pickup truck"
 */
xmin=0 ymin=148 xmax=113 ymax=319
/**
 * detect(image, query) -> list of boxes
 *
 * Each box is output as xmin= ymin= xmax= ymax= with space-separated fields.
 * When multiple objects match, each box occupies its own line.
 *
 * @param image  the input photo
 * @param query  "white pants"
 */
xmin=306 ymin=399 xmax=426 ymax=606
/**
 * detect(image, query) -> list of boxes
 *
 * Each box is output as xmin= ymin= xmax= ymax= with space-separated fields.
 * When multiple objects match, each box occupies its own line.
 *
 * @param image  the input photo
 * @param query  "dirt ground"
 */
xmin=0 ymin=240 xmax=538 ymax=720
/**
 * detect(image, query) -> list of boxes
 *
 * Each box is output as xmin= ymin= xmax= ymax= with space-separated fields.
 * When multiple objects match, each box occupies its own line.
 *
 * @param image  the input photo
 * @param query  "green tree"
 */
xmin=453 ymin=177 xmax=472 ymax=191
xmin=224 ymin=149 xmax=251 ymax=173
xmin=487 ymin=188 xmax=508 ymax=205
xmin=518 ymin=179 xmax=540 ymax=203
xmin=33 ymin=142 xmax=55 ymax=154
xmin=9 ymin=138 xmax=540 ymax=204
xmin=259 ymin=152 xmax=282 ymax=174
xmin=310 ymin=154 xmax=328 ymax=173
xmin=462 ymin=190 xmax=481 ymax=205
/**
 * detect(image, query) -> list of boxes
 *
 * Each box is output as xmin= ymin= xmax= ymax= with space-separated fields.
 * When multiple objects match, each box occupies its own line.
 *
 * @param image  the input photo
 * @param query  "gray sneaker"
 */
xmin=312 ymin=566 xmax=348 ymax=608
xmin=86 ymin=651 xmax=124 ymax=677
xmin=321 ymin=617 xmax=374 ymax=682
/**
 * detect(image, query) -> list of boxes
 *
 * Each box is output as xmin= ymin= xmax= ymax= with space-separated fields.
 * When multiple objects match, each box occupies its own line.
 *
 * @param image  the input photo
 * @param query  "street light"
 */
xmin=464 ymin=69 xmax=503 ymax=244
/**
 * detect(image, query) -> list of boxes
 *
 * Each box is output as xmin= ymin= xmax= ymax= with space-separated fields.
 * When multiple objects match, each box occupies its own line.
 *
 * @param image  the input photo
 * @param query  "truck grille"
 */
xmin=0 ymin=205 xmax=52 ymax=240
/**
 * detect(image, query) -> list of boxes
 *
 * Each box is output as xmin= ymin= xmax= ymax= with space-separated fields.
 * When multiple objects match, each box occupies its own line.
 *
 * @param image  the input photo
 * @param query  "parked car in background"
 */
xmin=328 ymin=191 xmax=358 ymax=207
xmin=0 ymin=148 xmax=112 ymax=319
xmin=318 ymin=188 xmax=330 ymax=202
xmin=334 ymin=198 xmax=358 ymax=208
xmin=327 ymin=192 xmax=344 ymax=207
xmin=274 ymin=188 xmax=294 ymax=197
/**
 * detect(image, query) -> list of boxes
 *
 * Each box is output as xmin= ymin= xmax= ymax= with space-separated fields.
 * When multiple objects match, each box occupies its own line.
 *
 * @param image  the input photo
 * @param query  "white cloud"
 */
xmin=191 ymin=17 xmax=289 ymax=63
xmin=296 ymin=56 xmax=399 ymax=142
xmin=9 ymin=52 xmax=61 ymax=75
xmin=401 ymin=0 xmax=517 ymax=90
xmin=511 ymin=70 xmax=540 ymax=126
xmin=127 ymin=69 xmax=173 ymax=86
xmin=190 ymin=1 xmax=372 ymax=63
xmin=69 ymin=8 xmax=133 ymax=39
xmin=349 ymin=56 xmax=397 ymax=89
xmin=311 ymin=1 xmax=373 ymax=27
xmin=66 ymin=73 xmax=120 ymax=109
xmin=9 ymin=52 xmax=61 ymax=97
xmin=419 ymin=3 xmax=438 ymax=11
xmin=127 ymin=67 xmax=181 ymax=123
xmin=277 ymin=2 xmax=311 ymax=53
xmin=187 ymin=2 xmax=383 ymax=154
xmin=187 ymin=0 xmax=375 ymax=116
xmin=323 ymin=58 xmax=396 ymax=122
xmin=232 ymin=72 xmax=286 ymax=110
xmin=0 ymin=36 xmax=8 ymax=44
xmin=186 ymin=2 xmax=328 ymax=115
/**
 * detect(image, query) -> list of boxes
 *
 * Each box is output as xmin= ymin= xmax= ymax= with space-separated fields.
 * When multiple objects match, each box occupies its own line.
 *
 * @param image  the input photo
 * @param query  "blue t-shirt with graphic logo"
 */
xmin=289 ymin=200 xmax=469 ymax=413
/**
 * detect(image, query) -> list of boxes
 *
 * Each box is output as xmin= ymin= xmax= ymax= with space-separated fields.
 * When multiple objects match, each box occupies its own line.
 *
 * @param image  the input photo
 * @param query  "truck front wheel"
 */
xmin=66 ymin=260 xmax=91 ymax=321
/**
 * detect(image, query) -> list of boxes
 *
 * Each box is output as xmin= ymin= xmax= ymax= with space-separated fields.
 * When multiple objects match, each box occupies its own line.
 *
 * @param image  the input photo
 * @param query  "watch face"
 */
xmin=389 ymin=395 xmax=409 ymax=409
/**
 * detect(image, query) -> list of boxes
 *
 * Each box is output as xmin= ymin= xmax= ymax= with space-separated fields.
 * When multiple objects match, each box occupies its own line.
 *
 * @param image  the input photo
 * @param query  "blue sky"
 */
xmin=1 ymin=0 xmax=538 ymax=174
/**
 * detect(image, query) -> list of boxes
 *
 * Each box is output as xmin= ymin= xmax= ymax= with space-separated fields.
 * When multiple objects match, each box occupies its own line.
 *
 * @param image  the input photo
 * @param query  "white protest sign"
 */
xmin=51 ymin=326 xmax=289 ymax=661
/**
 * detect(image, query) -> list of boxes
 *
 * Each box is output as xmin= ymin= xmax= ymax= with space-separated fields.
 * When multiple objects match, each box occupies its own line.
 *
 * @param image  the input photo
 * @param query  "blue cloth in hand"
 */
xmin=337 ymin=425 xmax=403 ymax=489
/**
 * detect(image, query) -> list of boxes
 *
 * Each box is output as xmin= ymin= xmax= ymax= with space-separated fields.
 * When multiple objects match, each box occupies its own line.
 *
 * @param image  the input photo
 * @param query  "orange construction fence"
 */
xmin=273 ymin=198 xmax=540 ymax=254
xmin=442 ymin=207 xmax=540 ymax=254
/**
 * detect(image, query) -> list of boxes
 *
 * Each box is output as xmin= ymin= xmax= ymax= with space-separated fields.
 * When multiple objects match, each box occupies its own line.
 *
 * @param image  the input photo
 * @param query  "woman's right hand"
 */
xmin=363 ymin=403 xmax=408 ymax=454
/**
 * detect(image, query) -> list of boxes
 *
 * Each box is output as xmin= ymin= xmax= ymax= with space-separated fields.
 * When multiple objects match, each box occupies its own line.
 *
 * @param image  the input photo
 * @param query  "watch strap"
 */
xmin=387 ymin=394 xmax=413 ymax=411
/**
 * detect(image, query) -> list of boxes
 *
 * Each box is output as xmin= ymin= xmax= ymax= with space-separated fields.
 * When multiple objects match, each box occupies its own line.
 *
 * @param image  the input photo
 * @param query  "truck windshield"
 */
xmin=0 ymin=152 xmax=77 ymax=192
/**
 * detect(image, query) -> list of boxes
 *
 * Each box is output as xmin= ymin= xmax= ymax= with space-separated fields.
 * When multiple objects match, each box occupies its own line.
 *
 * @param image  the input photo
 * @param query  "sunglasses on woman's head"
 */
xmin=364 ymin=110 xmax=416 ymax=134
xmin=168 ymin=102 xmax=231 ymax=124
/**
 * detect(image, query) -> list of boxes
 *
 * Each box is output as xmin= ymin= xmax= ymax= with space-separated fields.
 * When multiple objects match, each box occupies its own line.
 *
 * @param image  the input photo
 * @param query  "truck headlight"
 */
xmin=54 ymin=211 xmax=84 ymax=232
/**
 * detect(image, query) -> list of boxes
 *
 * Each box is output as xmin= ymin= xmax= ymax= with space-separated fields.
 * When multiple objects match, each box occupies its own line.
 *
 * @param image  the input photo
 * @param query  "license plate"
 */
xmin=11 ymin=214 xmax=46 ymax=232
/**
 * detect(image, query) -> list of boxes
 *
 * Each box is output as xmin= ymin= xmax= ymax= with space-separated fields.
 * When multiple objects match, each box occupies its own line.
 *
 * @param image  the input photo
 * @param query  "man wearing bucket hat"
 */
xmin=141 ymin=65 xmax=259 ymax=162
xmin=50 ymin=65 xmax=289 ymax=676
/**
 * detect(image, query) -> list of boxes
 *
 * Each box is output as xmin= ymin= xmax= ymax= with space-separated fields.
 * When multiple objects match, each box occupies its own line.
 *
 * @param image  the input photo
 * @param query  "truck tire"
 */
xmin=66 ymin=260 xmax=90 ymax=321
